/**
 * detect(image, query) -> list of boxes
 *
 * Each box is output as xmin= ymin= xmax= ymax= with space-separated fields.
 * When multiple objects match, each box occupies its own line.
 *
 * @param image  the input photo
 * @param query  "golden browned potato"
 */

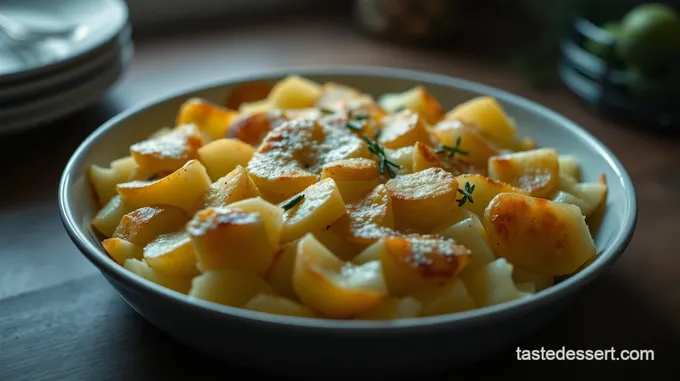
xmin=330 ymin=184 xmax=395 ymax=246
xmin=225 ymin=110 xmax=287 ymax=147
xmin=130 ymin=124 xmax=205 ymax=174
xmin=433 ymin=214 xmax=496 ymax=277
xmin=483 ymin=193 xmax=597 ymax=276
xmin=412 ymin=279 xmax=475 ymax=316
xmin=201 ymin=165 xmax=262 ymax=208
xmin=445 ymin=96 xmax=517 ymax=147
xmin=187 ymin=206 xmax=277 ymax=276
xmin=385 ymin=167 xmax=459 ymax=231
xmin=432 ymin=119 xmax=501 ymax=168
xmin=320 ymin=158 xmax=379 ymax=202
xmin=247 ymin=119 xmax=368 ymax=203
xmin=242 ymin=294 xmax=315 ymax=317
xmin=176 ymin=98 xmax=239 ymax=141
xmin=412 ymin=141 xmax=482 ymax=176
xmin=92 ymin=195 xmax=132 ymax=238
xmin=224 ymin=81 xmax=275 ymax=110
xmin=265 ymin=241 xmax=299 ymax=301
xmin=279 ymin=178 xmax=346 ymax=244
xmin=354 ymin=235 xmax=470 ymax=296
xmin=102 ymin=237 xmax=143 ymax=265
xmin=113 ymin=205 xmax=189 ymax=246
xmin=454 ymin=174 xmax=528 ymax=217
xmin=316 ymin=82 xmax=363 ymax=109
xmin=189 ymin=269 xmax=275 ymax=306
xmin=117 ymin=160 xmax=212 ymax=214
xmin=109 ymin=156 xmax=138 ymax=182
xmin=378 ymin=110 xmax=431 ymax=149
xmin=558 ymin=155 xmax=580 ymax=181
xmin=378 ymin=86 xmax=444 ymax=125
xmin=487 ymin=148 xmax=559 ymax=198
xmin=267 ymin=75 xmax=322 ymax=109
xmin=228 ymin=197 xmax=285 ymax=250
xmin=144 ymin=231 xmax=199 ymax=278
xmin=197 ymin=138 xmax=255 ymax=181
xmin=238 ymin=99 xmax=272 ymax=115
xmin=124 ymin=258 xmax=192 ymax=294
xmin=293 ymin=234 xmax=388 ymax=318
xmin=463 ymin=258 xmax=528 ymax=307
xmin=355 ymin=297 xmax=422 ymax=320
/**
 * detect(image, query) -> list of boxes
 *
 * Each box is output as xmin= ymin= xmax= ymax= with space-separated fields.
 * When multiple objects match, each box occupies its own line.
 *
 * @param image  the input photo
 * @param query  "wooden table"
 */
xmin=1 ymin=15 xmax=678 ymax=380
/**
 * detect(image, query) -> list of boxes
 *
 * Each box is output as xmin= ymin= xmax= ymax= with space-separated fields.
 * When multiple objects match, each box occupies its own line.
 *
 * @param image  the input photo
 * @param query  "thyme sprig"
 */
xmin=435 ymin=137 xmax=468 ymax=158
xmin=362 ymin=136 xmax=401 ymax=178
xmin=457 ymin=181 xmax=475 ymax=207
xmin=281 ymin=194 xmax=305 ymax=211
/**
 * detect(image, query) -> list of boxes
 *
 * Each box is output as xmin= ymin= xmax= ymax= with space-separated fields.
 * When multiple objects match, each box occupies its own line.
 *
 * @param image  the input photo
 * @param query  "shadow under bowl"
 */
xmin=58 ymin=67 xmax=637 ymax=380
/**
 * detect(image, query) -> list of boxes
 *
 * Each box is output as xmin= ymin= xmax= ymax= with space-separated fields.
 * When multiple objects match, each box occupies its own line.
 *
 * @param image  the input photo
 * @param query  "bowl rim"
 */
xmin=58 ymin=66 xmax=638 ymax=330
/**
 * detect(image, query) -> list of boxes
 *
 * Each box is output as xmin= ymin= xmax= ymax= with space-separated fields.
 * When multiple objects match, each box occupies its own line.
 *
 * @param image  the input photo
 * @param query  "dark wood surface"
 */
xmin=1 ymin=15 xmax=678 ymax=380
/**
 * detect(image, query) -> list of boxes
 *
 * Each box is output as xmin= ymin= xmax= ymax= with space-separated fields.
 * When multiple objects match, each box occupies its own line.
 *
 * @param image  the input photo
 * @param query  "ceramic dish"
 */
xmin=58 ymin=67 xmax=637 ymax=380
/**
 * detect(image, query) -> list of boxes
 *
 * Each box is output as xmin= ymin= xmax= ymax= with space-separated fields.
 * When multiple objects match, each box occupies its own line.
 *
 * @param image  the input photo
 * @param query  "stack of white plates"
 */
xmin=0 ymin=0 xmax=131 ymax=134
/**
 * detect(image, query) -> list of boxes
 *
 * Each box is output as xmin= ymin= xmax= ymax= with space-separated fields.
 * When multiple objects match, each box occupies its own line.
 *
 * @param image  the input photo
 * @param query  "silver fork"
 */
xmin=0 ymin=13 xmax=87 ymax=44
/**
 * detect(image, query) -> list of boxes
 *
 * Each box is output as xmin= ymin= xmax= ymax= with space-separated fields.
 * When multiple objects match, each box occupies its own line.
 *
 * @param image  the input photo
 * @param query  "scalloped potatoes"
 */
xmin=89 ymin=75 xmax=606 ymax=320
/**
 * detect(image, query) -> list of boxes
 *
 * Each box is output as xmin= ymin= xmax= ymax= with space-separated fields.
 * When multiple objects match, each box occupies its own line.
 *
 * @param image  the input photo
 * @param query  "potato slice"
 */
xmin=225 ymin=110 xmax=287 ymax=147
xmin=454 ymin=174 xmax=527 ymax=217
xmin=378 ymin=109 xmax=431 ymax=149
xmin=89 ymin=162 xmax=134 ymax=206
xmin=432 ymin=119 xmax=500 ymax=168
xmin=113 ymin=205 xmax=189 ymax=246
xmin=445 ymin=96 xmax=516 ymax=146
xmin=198 ymin=138 xmax=255 ymax=181
xmin=386 ymin=167 xmax=459 ymax=231
xmin=187 ymin=206 xmax=277 ymax=276
xmin=412 ymin=141 xmax=481 ymax=176
xmin=202 ymin=165 xmax=262 ymax=208
xmin=248 ymin=119 xmax=368 ymax=203
xmin=130 ymin=124 xmax=205 ymax=174
xmin=144 ymin=231 xmax=199 ymax=277
xmin=378 ymin=86 xmax=444 ymax=124
xmin=266 ymin=241 xmax=299 ymax=301
xmin=433 ymin=215 xmax=496 ymax=277
xmin=355 ymin=297 xmax=421 ymax=320
xmin=331 ymin=184 xmax=395 ymax=245
xmin=176 ymin=98 xmax=239 ymax=141
xmin=279 ymin=178 xmax=346 ymax=244
xmin=92 ymin=195 xmax=133 ymax=238
xmin=558 ymin=155 xmax=580 ymax=181
xmin=117 ymin=160 xmax=212 ymax=214
xmin=463 ymin=258 xmax=528 ymax=307
xmin=228 ymin=197 xmax=284 ymax=250
xmin=512 ymin=266 xmax=553 ymax=292
xmin=555 ymin=174 xmax=607 ymax=217
xmin=311 ymin=226 xmax=364 ymax=262
xmin=124 ymin=258 xmax=192 ymax=294
xmin=320 ymin=158 xmax=380 ymax=202
xmin=238 ymin=99 xmax=272 ymax=115
xmin=225 ymin=81 xmax=275 ymax=110
xmin=243 ymin=294 xmax=315 ymax=317
xmin=268 ymin=75 xmax=322 ymax=109
xmin=316 ymin=82 xmax=362 ymax=109
xmin=110 ymin=156 xmax=138 ymax=182
xmin=357 ymin=235 xmax=470 ymax=296
xmin=385 ymin=146 xmax=415 ymax=174
xmin=412 ymin=279 xmax=475 ymax=316
xmin=483 ymin=193 xmax=597 ymax=276
xmin=102 ymin=238 xmax=143 ymax=265
xmin=487 ymin=148 xmax=559 ymax=197
xmin=293 ymin=234 xmax=388 ymax=318
xmin=189 ymin=269 xmax=275 ymax=306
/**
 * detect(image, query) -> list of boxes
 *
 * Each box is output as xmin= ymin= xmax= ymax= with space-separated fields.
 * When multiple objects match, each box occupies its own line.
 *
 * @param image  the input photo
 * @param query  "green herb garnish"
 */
xmin=457 ymin=181 xmax=475 ymax=207
xmin=435 ymin=137 xmax=468 ymax=158
xmin=363 ymin=136 xmax=401 ymax=178
xmin=281 ymin=194 xmax=304 ymax=211
xmin=319 ymin=107 xmax=335 ymax=115
xmin=344 ymin=110 xmax=370 ymax=132
xmin=346 ymin=120 xmax=364 ymax=131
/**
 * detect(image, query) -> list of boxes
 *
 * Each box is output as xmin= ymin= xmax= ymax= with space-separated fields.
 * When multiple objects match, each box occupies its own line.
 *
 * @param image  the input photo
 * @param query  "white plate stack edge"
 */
xmin=0 ymin=0 xmax=131 ymax=134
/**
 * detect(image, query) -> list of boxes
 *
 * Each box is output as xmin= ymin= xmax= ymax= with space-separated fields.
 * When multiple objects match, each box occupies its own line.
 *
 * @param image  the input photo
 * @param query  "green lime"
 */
xmin=616 ymin=3 xmax=680 ymax=71
xmin=584 ymin=21 xmax=621 ymax=60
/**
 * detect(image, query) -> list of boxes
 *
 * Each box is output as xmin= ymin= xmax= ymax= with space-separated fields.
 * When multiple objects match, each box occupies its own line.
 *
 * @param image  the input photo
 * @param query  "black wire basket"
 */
xmin=559 ymin=4 xmax=680 ymax=131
